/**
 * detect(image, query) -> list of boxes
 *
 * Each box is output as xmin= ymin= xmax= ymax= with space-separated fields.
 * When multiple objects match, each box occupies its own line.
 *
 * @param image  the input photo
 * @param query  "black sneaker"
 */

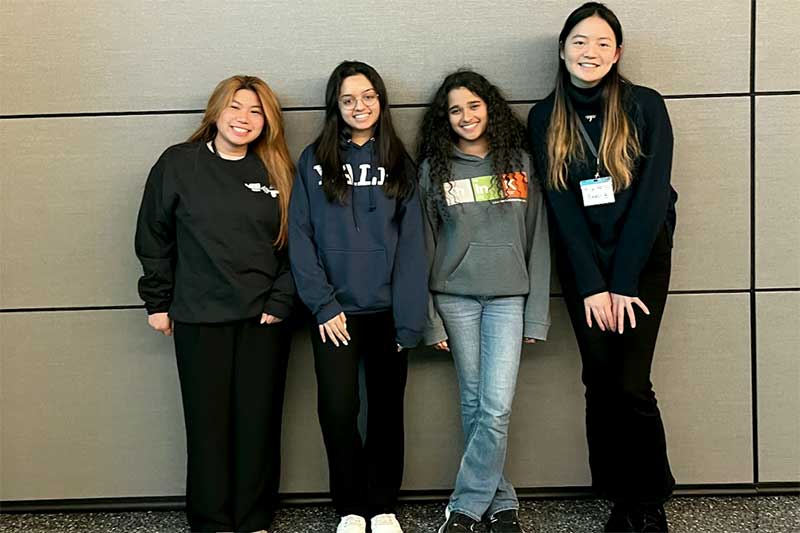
xmin=604 ymin=503 xmax=635 ymax=533
xmin=438 ymin=511 xmax=479 ymax=533
xmin=489 ymin=509 xmax=525 ymax=532
xmin=632 ymin=505 xmax=668 ymax=533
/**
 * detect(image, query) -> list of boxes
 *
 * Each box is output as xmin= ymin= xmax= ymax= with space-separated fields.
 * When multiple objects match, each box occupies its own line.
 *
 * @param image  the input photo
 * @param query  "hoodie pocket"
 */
xmin=323 ymin=248 xmax=390 ymax=310
xmin=445 ymin=243 xmax=528 ymax=295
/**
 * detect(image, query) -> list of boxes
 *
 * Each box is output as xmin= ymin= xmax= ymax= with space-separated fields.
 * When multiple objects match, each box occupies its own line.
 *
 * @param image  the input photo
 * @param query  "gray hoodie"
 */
xmin=420 ymin=148 xmax=551 ymax=344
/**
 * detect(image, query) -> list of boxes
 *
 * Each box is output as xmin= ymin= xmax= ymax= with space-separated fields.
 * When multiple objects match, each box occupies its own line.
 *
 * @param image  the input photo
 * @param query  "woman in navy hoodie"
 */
xmin=288 ymin=61 xmax=427 ymax=533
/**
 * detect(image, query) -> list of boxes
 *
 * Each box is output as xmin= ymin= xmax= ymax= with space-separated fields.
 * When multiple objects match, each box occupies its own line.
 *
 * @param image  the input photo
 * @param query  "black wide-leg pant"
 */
xmin=310 ymin=311 xmax=409 ymax=518
xmin=173 ymin=318 xmax=291 ymax=532
xmin=559 ymin=227 xmax=676 ymax=505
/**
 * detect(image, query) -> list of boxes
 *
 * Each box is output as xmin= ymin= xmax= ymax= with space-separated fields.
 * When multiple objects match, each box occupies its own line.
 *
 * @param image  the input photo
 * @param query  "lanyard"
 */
xmin=576 ymin=118 xmax=601 ymax=179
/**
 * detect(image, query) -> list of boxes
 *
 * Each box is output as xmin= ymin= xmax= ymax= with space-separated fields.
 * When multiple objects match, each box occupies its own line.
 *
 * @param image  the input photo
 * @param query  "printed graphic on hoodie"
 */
xmin=444 ymin=171 xmax=528 ymax=206
xmin=313 ymin=163 xmax=386 ymax=187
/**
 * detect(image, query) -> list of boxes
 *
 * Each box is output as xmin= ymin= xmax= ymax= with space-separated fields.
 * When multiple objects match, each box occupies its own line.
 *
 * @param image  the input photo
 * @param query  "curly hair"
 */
xmin=417 ymin=70 xmax=529 ymax=223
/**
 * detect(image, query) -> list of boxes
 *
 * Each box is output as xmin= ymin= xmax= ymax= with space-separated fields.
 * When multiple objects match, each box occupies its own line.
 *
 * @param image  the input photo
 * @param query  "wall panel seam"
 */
xmin=749 ymin=0 xmax=759 ymax=485
xmin=2 ymin=92 xmax=799 ymax=121
xmin=5 ymin=289 xmax=800 ymax=314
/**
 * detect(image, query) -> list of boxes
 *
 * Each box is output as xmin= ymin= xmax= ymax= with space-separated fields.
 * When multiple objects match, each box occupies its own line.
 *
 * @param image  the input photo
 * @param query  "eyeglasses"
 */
xmin=338 ymin=92 xmax=379 ymax=110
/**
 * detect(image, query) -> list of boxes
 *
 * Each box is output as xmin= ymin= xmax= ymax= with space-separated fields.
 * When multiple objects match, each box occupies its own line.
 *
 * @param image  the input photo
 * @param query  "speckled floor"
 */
xmin=1 ymin=496 xmax=798 ymax=532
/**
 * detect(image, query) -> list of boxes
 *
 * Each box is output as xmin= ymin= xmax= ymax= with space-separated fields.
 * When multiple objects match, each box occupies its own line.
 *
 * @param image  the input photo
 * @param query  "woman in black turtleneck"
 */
xmin=528 ymin=3 xmax=676 ymax=533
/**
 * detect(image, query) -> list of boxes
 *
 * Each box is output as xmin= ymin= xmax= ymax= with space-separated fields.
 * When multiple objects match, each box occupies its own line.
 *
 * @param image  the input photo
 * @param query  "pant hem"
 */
xmin=488 ymin=505 xmax=520 ymax=520
xmin=448 ymin=506 xmax=483 ymax=523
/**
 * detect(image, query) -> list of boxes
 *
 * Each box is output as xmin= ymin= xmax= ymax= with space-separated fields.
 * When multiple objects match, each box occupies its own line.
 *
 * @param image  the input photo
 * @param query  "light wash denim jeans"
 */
xmin=435 ymin=293 xmax=524 ymax=522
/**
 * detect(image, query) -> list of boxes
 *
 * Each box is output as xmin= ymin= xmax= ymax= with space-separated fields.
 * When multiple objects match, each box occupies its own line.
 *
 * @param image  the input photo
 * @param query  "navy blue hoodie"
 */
xmin=288 ymin=139 xmax=427 ymax=348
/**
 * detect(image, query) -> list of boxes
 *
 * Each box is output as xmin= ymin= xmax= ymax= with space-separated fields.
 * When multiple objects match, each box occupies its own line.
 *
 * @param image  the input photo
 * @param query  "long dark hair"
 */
xmin=547 ymin=1 xmax=640 ymax=191
xmin=314 ymin=61 xmax=413 ymax=203
xmin=418 ymin=70 xmax=528 ymax=222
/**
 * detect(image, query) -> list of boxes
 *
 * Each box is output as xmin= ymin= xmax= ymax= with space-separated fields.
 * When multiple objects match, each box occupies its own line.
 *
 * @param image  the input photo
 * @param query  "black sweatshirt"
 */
xmin=135 ymin=142 xmax=294 ymax=323
xmin=528 ymin=82 xmax=677 ymax=298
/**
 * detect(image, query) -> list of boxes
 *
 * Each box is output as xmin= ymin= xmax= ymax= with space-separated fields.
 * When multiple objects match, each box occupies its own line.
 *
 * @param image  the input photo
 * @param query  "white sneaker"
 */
xmin=371 ymin=513 xmax=403 ymax=533
xmin=337 ymin=514 xmax=367 ymax=533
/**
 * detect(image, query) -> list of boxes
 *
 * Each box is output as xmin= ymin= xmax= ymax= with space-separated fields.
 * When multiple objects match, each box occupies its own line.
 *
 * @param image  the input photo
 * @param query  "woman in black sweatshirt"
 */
xmin=135 ymin=75 xmax=295 ymax=533
xmin=528 ymin=3 xmax=677 ymax=532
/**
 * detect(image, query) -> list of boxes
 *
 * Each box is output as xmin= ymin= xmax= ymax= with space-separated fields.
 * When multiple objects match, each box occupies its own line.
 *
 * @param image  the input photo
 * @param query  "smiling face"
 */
xmin=213 ymin=88 xmax=265 ymax=156
xmin=560 ymin=15 xmax=621 ymax=88
xmin=447 ymin=87 xmax=489 ymax=154
xmin=338 ymin=74 xmax=380 ymax=144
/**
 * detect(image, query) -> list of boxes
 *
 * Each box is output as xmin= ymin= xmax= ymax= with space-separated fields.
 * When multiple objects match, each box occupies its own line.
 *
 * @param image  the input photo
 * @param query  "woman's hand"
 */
xmin=148 ymin=312 xmax=173 ymax=336
xmin=319 ymin=312 xmax=350 ymax=347
xmin=433 ymin=340 xmax=449 ymax=352
xmin=260 ymin=313 xmax=283 ymax=325
xmin=610 ymin=293 xmax=650 ymax=334
xmin=523 ymin=337 xmax=537 ymax=344
xmin=583 ymin=291 xmax=615 ymax=332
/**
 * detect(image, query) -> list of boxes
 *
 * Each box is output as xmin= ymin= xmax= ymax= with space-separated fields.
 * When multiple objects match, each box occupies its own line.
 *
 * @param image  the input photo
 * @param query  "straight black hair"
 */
xmin=314 ymin=60 xmax=413 ymax=203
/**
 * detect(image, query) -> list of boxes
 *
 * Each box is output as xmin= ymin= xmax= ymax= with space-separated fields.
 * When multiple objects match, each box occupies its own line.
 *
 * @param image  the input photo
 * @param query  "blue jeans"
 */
xmin=435 ymin=294 xmax=524 ymax=521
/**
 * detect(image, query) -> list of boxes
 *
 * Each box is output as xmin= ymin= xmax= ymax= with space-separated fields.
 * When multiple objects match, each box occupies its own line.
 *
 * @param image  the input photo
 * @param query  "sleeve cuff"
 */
xmin=578 ymin=285 xmax=609 ymax=299
xmin=609 ymin=281 xmax=639 ymax=297
xmin=146 ymin=304 xmax=171 ymax=315
xmin=423 ymin=323 xmax=448 ymax=346
xmin=396 ymin=327 xmax=423 ymax=349
xmin=315 ymin=300 xmax=343 ymax=325
xmin=523 ymin=321 xmax=550 ymax=341
xmin=264 ymin=299 xmax=292 ymax=320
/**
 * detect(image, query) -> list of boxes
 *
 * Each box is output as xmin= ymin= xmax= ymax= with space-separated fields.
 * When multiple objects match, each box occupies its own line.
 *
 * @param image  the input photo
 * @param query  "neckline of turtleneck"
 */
xmin=566 ymin=80 xmax=604 ymax=111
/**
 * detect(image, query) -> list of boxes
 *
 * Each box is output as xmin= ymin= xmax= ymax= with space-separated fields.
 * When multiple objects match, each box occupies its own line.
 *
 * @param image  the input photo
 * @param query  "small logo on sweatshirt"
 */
xmin=585 ymin=114 xmax=597 ymax=122
xmin=244 ymin=183 xmax=279 ymax=197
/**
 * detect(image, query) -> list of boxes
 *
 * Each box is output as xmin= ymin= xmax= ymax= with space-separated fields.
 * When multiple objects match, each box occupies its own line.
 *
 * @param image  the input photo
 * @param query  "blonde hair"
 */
xmin=188 ymin=75 xmax=295 ymax=247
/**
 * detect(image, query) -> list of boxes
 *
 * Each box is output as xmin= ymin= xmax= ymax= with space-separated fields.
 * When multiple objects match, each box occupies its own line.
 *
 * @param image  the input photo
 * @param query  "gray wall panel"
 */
xmin=505 ymin=299 xmax=590 ymax=487
xmin=653 ymin=293 xmax=753 ymax=484
xmin=756 ymin=292 xmax=800 ymax=482
xmin=755 ymin=1 xmax=800 ymax=92
xmin=755 ymin=95 xmax=800 ymax=289
xmin=0 ymin=110 xmax=323 ymax=309
xmin=0 ymin=310 xmax=185 ymax=500
xmin=2 ymin=1 xmax=748 ymax=115
xmin=0 ymin=115 xmax=199 ymax=309
xmin=665 ymin=98 xmax=751 ymax=291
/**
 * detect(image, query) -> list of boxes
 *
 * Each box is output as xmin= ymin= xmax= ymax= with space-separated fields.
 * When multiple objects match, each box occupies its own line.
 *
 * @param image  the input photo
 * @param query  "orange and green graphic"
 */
xmin=444 ymin=172 xmax=528 ymax=206
xmin=501 ymin=171 xmax=528 ymax=200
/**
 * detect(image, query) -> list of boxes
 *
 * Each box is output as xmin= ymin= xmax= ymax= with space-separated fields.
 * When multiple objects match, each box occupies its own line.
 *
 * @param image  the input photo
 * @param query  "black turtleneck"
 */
xmin=527 ymin=81 xmax=678 ymax=298
xmin=567 ymin=82 xmax=605 ymax=151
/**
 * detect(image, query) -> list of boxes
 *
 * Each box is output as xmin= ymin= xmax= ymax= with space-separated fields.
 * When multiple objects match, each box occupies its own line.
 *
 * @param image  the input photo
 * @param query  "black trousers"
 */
xmin=559 ymin=227 xmax=675 ymax=505
xmin=173 ymin=318 xmax=291 ymax=532
xmin=310 ymin=311 xmax=409 ymax=518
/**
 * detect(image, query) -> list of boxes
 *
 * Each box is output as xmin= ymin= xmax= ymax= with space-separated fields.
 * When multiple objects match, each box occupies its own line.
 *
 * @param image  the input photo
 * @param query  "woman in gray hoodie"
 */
xmin=418 ymin=70 xmax=551 ymax=533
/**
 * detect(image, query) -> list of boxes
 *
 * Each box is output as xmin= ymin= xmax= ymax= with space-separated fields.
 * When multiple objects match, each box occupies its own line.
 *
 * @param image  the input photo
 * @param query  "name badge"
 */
xmin=580 ymin=177 xmax=615 ymax=207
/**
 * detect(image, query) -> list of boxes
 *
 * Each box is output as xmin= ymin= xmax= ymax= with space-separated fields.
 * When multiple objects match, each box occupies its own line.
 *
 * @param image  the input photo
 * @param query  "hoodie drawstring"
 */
xmin=345 ymin=137 xmax=378 ymax=231
xmin=351 ymin=186 xmax=360 ymax=231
